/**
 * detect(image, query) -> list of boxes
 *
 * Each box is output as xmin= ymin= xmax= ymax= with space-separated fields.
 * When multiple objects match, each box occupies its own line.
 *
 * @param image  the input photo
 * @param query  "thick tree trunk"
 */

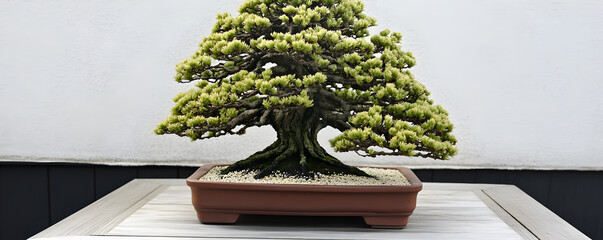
xmin=222 ymin=108 xmax=370 ymax=179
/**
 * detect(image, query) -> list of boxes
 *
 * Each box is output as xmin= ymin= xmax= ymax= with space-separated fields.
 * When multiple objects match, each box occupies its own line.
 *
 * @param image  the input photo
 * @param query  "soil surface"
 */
xmin=200 ymin=166 xmax=410 ymax=186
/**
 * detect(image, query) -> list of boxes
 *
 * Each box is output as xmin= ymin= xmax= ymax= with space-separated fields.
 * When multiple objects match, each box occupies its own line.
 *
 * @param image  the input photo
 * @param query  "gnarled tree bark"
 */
xmin=222 ymin=107 xmax=369 ymax=179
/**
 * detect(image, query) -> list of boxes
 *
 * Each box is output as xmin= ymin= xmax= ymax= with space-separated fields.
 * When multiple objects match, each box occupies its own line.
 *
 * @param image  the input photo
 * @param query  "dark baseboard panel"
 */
xmin=0 ymin=162 xmax=601 ymax=240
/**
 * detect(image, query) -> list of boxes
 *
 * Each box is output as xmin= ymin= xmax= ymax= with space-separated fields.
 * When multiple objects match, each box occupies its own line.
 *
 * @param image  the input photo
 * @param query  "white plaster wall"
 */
xmin=1 ymin=0 xmax=602 ymax=170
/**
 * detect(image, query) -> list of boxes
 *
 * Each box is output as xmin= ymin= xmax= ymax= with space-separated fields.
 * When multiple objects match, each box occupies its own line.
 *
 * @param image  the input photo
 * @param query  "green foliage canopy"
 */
xmin=156 ymin=0 xmax=457 ymax=161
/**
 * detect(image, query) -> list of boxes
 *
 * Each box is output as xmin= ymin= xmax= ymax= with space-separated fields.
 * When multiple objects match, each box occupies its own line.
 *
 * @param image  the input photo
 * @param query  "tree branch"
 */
xmin=321 ymin=110 xmax=351 ymax=132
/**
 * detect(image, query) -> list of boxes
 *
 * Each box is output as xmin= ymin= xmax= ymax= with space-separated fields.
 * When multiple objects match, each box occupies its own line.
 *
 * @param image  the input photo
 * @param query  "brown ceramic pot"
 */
xmin=186 ymin=164 xmax=422 ymax=228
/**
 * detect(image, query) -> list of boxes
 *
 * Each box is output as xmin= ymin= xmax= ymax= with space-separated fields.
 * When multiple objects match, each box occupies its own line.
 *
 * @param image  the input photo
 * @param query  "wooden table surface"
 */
xmin=30 ymin=179 xmax=589 ymax=240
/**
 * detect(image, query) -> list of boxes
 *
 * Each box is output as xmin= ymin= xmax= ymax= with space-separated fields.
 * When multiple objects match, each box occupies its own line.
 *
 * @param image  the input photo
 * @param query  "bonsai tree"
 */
xmin=155 ymin=0 xmax=457 ymax=179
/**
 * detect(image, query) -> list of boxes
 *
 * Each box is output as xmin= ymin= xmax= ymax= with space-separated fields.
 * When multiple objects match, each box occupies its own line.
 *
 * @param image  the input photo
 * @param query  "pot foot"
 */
xmin=363 ymin=215 xmax=409 ymax=228
xmin=197 ymin=211 xmax=239 ymax=224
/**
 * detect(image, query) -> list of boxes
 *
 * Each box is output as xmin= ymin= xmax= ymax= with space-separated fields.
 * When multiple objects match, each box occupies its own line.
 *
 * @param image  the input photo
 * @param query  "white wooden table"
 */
xmin=30 ymin=179 xmax=589 ymax=240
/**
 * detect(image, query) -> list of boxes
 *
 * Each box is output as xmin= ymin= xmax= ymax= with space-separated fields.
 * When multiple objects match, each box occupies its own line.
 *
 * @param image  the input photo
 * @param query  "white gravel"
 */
xmin=199 ymin=166 xmax=410 ymax=186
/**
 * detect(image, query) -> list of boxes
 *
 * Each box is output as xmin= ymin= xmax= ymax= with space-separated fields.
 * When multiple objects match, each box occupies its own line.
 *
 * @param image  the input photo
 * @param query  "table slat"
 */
xmin=108 ymin=185 xmax=523 ymax=240
xmin=31 ymin=180 xmax=163 ymax=238
xmin=483 ymin=185 xmax=590 ymax=240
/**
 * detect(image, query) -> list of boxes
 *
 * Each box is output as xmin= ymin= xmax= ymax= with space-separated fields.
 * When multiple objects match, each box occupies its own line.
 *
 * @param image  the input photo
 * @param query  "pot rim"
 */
xmin=186 ymin=164 xmax=423 ymax=193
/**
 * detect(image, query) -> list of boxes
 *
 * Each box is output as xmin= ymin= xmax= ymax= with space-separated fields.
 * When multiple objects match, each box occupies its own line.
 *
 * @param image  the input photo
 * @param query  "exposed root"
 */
xmin=222 ymin=138 xmax=370 ymax=179
xmin=222 ymin=108 xmax=370 ymax=179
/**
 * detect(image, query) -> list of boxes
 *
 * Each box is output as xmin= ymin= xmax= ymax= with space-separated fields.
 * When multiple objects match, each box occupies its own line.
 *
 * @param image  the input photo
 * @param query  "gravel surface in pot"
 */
xmin=199 ymin=166 xmax=410 ymax=186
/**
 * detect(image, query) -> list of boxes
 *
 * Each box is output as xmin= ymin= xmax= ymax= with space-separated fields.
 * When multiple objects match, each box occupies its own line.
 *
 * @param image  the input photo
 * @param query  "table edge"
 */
xmin=29 ymin=180 xmax=588 ymax=240
xmin=30 ymin=179 xmax=164 ymax=239
xmin=482 ymin=185 xmax=590 ymax=240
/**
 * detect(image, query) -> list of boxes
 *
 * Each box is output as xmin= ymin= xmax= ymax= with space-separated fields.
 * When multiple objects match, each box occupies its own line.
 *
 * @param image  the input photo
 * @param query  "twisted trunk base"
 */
xmin=222 ymin=109 xmax=369 ymax=179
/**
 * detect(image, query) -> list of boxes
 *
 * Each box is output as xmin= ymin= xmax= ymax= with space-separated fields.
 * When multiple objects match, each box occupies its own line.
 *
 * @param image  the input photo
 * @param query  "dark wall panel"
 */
xmin=178 ymin=167 xmax=198 ymax=178
xmin=410 ymin=169 xmax=433 ymax=182
xmin=547 ymin=171 xmax=603 ymax=240
xmin=476 ymin=169 xmax=511 ymax=184
xmin=507 ymin=170 xmax=551 ymax=206
xmin=0 ymin=165 xmax=49 ymax=240
xmin=0 ymin=162 xmax=601 ymax=239
xmin=474 ymin=169 xmax=550 ymax=205
xmin=95 ymin=166 xmax=137 ymax=199
xmin=48 ymin=165 xmax=95 ymax=224
xmin=431 ymin=169 xmax=478 ymax=183
xmin=137 ymin=166 xmax=178 ymax=178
